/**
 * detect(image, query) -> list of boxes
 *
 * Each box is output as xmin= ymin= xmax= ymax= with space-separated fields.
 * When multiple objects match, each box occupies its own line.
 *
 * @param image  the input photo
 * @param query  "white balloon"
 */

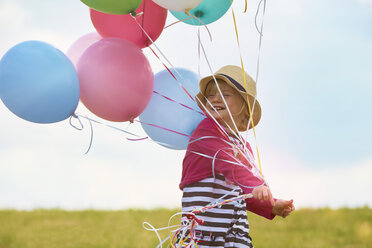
xmin=153 ymin=0 xmax=202 ymax=12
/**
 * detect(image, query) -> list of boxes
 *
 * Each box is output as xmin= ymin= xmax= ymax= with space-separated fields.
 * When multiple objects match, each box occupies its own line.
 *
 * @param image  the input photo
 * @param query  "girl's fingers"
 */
xmin=252 ymin=189 xmax=258 ymax=199
xmin=253 ymin=187 xmax=275 ymax=205
xmin=269 ymin=191 xmax=275 ymax=206
xmin=257 ymin=191 xmax=263 ymax=201
xmin=262 ymin=189 xmax=268 ymax=201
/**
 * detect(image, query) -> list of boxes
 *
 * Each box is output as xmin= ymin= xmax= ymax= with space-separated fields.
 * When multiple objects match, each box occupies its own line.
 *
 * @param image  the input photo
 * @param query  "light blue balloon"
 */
xmin=139 ymin=68 xmax=206 ymax=150
xmin=170 ymin=0 xmax=232 ymax=26
xmin=0 ymin=41 xmax=80 ymax=123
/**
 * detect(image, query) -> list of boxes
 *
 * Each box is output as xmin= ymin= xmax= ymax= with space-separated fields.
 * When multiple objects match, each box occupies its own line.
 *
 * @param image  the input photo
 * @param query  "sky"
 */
xmin=0 ymin=0 xmax=371 ymax=210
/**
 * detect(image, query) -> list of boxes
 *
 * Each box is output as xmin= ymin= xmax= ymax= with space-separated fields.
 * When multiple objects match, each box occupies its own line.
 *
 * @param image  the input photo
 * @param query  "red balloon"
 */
xmin=90 ymin=0 xmax=167 ymax=48
xmin=77 ymin=38 xmax=154 ymax=122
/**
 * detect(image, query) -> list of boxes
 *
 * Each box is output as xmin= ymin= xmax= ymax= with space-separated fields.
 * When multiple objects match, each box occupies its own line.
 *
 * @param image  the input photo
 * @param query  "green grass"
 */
xmin=0 ymin=207 xmax=371 ymax=248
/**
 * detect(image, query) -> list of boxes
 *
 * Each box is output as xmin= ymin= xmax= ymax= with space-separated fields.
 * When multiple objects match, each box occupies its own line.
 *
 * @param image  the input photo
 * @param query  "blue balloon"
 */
xmin=139 ymin=68 xmax=206 ymax=150
xmin=170 ymin=0 xmax=232 ymax=26
xmin=0 ymin=41 xmax=80 ymax=123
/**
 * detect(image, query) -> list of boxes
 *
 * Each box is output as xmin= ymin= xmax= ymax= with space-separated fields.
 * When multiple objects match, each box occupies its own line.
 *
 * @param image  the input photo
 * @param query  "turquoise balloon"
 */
xmin=170 ymin=0 xmax=232 ymax=26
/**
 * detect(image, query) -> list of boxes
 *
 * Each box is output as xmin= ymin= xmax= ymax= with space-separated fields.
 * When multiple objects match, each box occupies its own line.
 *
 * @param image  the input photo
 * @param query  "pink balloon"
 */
xmin=77 ymin=38 xmax=154 ymax=122
xmin=90 ymin=0 xmax=167 ymax=48
xmin=66 ymin=33 xmax=102 ymax=66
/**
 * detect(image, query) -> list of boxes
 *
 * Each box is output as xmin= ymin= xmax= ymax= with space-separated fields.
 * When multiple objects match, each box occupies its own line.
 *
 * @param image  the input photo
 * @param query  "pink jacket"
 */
xmin=180 ymin=117 xmax=275 ymax=220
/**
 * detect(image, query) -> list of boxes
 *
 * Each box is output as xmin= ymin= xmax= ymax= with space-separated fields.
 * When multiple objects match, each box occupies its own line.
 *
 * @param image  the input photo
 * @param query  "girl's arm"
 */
xmin=191 ymin=123 xmax=276 ymax=219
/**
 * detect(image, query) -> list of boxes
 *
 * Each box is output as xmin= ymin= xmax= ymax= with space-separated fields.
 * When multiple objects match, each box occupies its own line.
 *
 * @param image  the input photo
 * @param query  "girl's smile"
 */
xmin=204 ymin=79 xmax=246 ymax=131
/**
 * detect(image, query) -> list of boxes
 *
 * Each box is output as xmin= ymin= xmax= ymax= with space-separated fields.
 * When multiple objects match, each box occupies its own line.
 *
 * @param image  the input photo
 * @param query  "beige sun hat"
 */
xmin=196 ymin=65 xmax=262 ymax=130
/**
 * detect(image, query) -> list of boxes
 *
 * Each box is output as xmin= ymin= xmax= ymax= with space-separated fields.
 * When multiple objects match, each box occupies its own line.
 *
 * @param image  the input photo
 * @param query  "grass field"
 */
xmin=0 ymin=207 xmax=371 ymax=248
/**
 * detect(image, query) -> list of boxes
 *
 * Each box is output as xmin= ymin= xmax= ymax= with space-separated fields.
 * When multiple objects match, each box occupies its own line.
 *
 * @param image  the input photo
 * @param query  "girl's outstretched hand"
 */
xmin=272 ymin=199 xmax=295 ymax=218
xmin=252 ymin=185 xmax=275 ymax=206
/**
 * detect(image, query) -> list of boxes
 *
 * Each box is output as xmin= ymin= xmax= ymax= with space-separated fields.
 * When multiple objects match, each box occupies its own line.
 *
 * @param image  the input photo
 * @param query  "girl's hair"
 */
xmin=235 ymin=100 xmax=250 ymax=131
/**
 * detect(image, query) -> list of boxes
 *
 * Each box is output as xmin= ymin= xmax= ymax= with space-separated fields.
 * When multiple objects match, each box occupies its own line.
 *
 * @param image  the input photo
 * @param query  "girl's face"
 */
xmin=205 ymin=79 xmax=246 ymax=130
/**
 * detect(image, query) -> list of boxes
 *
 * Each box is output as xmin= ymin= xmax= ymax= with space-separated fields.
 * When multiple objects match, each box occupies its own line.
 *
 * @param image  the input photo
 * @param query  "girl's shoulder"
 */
xmin=194 ymin=118 xmax=220 ymax=133
xmin=196 ymin=117 xmax=214 ymax=128
xmin=192 ymin=118 xmax=227 ymax=140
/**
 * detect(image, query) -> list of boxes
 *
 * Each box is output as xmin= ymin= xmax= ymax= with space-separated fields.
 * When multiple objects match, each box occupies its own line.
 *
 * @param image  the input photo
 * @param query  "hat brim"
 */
xmin=195 ymin=75 xmax=262 ymax=130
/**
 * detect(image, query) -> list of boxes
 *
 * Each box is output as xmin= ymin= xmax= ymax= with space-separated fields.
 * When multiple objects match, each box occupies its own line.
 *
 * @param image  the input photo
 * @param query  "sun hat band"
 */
xmin=217 ymin=74 xmax=246 ymax=93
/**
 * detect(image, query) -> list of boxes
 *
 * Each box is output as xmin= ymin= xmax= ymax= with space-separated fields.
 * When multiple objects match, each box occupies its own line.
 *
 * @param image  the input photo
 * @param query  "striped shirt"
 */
xmin=181 ymin=174 xmax=253 ymax=248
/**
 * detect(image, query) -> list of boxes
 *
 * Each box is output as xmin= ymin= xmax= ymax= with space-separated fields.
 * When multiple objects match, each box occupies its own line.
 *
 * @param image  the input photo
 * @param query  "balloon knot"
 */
xmin=194 ymin=10 xmax=203 ymax=18
xmin=131 ymin=11 xmax=143 ymax=18
xmin=129 ymin=118 xmax=134 ymax=124
xmin=185 ymin=8 xmax=192 ymax=15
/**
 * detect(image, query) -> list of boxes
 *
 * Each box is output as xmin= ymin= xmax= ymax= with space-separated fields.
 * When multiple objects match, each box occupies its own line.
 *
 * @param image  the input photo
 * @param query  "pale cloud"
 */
xmin=261 ymin=146 xmax=372 ymax=208
xmin=357 ymin=0 xmax=372 ymax=6
xmin=24 ymin=28 xmax=74 ymax=52
xmin=0 ymin=0 xmax=92 ymax=56
xmin=0 ymin=138 xmax=184 ymax=210
xmin=0 ymin=20 xmax=82 ymax=54
xmin=267 ymin=0 xmax=305 ymax=17
xmin=0 ymin=1 xmax=27 ymax=29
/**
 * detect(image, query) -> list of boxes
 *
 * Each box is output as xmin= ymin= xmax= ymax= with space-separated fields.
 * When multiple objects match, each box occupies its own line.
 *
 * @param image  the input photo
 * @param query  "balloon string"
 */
xmin=194 ymin=95 xmax=231 ymax=141
xmin=254 ymin=0 xmax=266 ymax=85
xmin=191 ymin=145 xmax=265 ymax=186
xmin=243 ymin=0 xmax=267 ymax=133
xmin=205 ymin=186 xmax=241 ymax=208
xmin=70 ymin=114 xmax=181 ymax=153
xmin=153 ymin=91 xmax=205 ymax=116
xmin=141 ymin=0 xmax=147 ymax=43
xmin=195 ymin=28 xmax=234 ymax=139
xmin=147 ymin=46 xmax=195 ymax=101
xmin=189 ymin=149 xmax=259 ymax=177
xmin=230 ymin=1 xmax=263 ymax=178
xmin=164 ymin=16 xmax=194 ymax=29
xmin=244 ymin=0 xmax=248 ymax=13
xmin=142 ymin=222 xmax=164 ymax=248
xmin=255 ymin=0 xmax=265 ymax=36
xmin=69 ymin=113 xmax=84 ymax=131
xmin=70 ymin=113 xmax=94 ymax=154
xmin=148 ymin=46 xmax=177 ymax=81
xmin=70 ymin=113 xmax=204 ymax=150
xmin=146 ymin=192 xmax=254 ymax=247
xmin=126 ymin=137 xmax=149 ymax=141
xmin=192 ymin=193 xmax=253 ymax=215
xmin=131 ymin=14 xmax=196 ymax=102
xmin=184 ymin=10 xmax=212 ymax=42
xmin=197 ymin=27 xmax=201 ymax=82
xmin=250 ymin=0 xmax=267 ymax=180
xmin=134 ymin=120 xmax=193 ymax=139
xmin=196 ymin=30 xmax=246 ymax=145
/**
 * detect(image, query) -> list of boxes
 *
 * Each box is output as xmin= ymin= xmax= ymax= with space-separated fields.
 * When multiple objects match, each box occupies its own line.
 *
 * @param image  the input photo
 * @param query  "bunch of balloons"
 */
xmin=0 ymin=0 xmax=233 ymax=149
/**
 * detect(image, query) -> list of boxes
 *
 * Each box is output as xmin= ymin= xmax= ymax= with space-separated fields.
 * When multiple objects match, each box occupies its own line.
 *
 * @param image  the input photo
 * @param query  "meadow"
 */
xmin=0 ymin=207 xmax=371 ymax=248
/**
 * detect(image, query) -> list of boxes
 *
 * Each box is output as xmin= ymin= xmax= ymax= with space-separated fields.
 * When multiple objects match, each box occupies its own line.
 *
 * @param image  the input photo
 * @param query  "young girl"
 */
xmin=178 ymin=65 xmax=294 ymax=247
